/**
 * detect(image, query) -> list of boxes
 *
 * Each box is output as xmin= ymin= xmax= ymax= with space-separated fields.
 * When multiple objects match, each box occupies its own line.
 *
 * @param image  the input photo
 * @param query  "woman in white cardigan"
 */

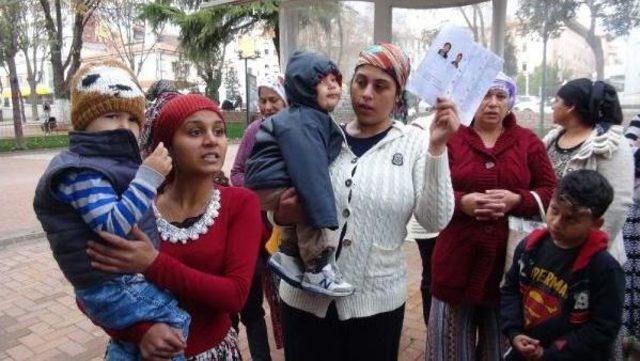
xmin=543 ymin=78 xmax=633 ymax=265
xmin=273 ymin=43 xmax=456 ymax=361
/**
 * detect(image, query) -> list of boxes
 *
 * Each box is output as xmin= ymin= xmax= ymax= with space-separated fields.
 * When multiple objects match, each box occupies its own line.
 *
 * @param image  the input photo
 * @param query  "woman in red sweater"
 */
xmin=87 ymin=94 xmax=263 ymax=360
xmin=426 ymin=73 xmax=557 ymax=360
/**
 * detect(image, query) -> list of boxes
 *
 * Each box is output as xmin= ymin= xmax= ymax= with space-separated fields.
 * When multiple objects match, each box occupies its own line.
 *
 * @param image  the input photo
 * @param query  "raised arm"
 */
xmin=413 ymin=98 xmax=457 ymax=232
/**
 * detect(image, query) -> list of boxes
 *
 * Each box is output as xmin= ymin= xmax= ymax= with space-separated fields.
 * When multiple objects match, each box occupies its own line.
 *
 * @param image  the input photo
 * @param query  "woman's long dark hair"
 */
xmin=557 ymin=78 xmax=623 ymax=126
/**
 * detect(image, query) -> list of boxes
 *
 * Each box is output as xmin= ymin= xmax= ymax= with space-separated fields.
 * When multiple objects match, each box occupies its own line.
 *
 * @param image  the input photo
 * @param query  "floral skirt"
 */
xmin=186 ymin=328 xmax=241 ymax=361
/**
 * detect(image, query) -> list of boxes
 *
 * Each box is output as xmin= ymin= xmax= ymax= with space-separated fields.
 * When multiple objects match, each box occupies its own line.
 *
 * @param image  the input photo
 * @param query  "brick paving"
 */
xmin=0 ymin=238 xmax=427 ymax=361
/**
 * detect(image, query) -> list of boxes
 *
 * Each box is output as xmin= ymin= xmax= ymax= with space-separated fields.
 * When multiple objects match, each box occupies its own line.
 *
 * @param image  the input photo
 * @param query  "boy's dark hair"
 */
xmin=555 ymin=170 xmax=613 ymax=218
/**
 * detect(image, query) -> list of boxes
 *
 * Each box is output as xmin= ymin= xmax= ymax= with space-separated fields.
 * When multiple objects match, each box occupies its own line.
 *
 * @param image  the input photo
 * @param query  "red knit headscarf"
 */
xmin=152 ymin=93 xmax=225 ymax=150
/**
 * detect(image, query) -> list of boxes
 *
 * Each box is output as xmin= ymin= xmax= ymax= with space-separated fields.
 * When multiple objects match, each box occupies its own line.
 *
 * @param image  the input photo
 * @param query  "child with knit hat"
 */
xmin=33 ymin=60 xmax=189 ymax=360
xmin=245 ymin=51 xmax=354 ymax=297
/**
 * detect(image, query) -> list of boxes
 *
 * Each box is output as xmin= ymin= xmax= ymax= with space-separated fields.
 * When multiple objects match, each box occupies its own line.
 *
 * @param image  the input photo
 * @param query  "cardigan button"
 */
xmin=345 ymin=179 xmax=353 ymax=187
xmin=342 ymin=209 xmax=351 ymax=218
xmin=485 ymin=161 xmax=495 ymax=169
xmin=343 ymin=239 xmax=352 ymax=247
xmin=351 ymin=158 xmax=358 ymax=164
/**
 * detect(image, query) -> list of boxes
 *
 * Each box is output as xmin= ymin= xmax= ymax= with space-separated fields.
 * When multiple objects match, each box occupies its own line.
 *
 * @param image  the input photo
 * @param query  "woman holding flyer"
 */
xmin=427 ymin=73 xmax=557 ymax=361
xmin=272 ymin=43 xmax=457 ymax=361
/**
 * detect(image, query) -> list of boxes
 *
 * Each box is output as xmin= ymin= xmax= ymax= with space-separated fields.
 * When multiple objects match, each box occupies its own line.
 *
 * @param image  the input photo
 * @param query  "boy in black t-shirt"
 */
xmin=501 ymin=170 xmax=625 ymax=361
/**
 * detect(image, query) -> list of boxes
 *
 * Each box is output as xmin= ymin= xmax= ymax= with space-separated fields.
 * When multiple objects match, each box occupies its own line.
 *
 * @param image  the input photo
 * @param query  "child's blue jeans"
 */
xmin=76 ymin=274 xmax=190 ymax=361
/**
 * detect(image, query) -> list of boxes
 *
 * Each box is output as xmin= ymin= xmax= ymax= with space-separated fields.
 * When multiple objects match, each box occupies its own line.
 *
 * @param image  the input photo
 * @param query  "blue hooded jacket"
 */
xmin=245 ymin=51 xmax=343 ymax=230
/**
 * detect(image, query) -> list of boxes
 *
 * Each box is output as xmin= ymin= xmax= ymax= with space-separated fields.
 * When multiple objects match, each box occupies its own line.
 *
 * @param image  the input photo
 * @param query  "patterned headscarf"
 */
xmin=140 ymin=91 xmax=180 ymax=157
xmin=489 ymin=72 xmax=517 ymax=110
xmin=356 ymin=43 xmax=411 ymax=120
xmin=146 ymin=80 xmax=178 ymax=102
xmin=257 ymin=73 xmax=287 ymax=106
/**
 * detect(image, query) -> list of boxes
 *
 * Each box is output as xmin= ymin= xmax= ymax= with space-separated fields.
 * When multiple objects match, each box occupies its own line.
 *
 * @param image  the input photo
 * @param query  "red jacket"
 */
xmin=431 ymin=114 xmax=557 ymax=306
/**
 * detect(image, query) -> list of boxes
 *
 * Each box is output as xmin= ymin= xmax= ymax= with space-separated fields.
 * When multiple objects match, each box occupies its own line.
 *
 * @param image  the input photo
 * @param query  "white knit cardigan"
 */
xmin=280 ymin=121 xmax=455 ymax=320
xmin=543 ymin=125 xmax=634 ymax=264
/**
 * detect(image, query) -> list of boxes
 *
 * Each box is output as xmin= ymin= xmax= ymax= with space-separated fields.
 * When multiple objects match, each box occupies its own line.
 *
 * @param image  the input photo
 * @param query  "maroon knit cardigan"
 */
xmin=430 ymin=114 xmax=557 ymax=306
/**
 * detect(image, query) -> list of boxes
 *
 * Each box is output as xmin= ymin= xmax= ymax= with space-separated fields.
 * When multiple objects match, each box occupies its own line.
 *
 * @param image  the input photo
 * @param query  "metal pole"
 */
xmin=491 ymin=0 xmax=507 ymax=57
xmin=245 ymin=57 xmax=250 ymax=126
xmin=539 ymin=35 xmax=548 ymax=136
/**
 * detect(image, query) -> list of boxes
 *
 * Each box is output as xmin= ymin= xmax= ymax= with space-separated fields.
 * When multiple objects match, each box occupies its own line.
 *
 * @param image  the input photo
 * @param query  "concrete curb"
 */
xmin=0 ymin=229 xmax=45 ymax=248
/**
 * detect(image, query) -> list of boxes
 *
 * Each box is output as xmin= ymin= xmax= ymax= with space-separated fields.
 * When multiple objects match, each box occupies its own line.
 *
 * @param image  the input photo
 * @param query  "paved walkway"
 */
xmin=0 ymin=238 xmax=427 ymax=361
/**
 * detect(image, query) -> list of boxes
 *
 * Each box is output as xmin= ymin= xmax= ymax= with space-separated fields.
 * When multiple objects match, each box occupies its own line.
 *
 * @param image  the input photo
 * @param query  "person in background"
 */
xmin=141 ymin=79 xmax=180 ymax=158
xmin=622 ymin=114 xmax=640 ymax=355
xmin=427 ymin=73 xmax=557 ymax=361
xmin=229 ymin=73 xmax=289 ymax=360
xmin=543 ymin=78 xmax=633 ymax=266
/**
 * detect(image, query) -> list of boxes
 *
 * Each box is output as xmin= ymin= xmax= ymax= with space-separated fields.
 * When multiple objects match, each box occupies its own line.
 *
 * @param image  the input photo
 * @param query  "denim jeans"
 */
xmin=76 ymin=274 xmax=190 ymax=361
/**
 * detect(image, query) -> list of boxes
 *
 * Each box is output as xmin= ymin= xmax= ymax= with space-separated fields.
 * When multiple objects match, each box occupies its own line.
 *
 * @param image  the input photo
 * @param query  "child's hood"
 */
xmin=284 ymin=51 xmax=341 ymax=111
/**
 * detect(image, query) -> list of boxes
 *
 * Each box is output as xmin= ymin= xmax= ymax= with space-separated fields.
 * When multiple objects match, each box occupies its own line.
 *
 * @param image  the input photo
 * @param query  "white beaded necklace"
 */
xmin=154 ymin=189 xmax=221 ymax=244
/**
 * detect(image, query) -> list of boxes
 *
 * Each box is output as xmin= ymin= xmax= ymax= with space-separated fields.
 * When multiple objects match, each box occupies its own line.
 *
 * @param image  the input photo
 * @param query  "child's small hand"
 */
xmin=513 ymin=334 xmax=541 ymax=358
xmin=143 ymin=142 xmax=172 ymax=176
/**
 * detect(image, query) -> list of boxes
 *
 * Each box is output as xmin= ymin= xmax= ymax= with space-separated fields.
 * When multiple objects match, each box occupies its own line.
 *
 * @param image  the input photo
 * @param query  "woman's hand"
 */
xmin=461 ymin=192 xmax=507 ymax=221
xmin=139 ymin=323 xmax=186 ymax=361
xmin=273 ymin=187 xmax=307 ymax=225
xmin=87 ymin=226 xmax=159 ymax=274
xmin=485 ymin=189 xmax=522 ymax=213
xmin=429 ymin=97 xmax=461 ymax=155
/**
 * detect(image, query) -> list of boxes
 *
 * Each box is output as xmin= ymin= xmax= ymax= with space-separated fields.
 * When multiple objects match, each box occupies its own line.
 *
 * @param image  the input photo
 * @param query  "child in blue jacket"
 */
xmin=245 ymin=51 xmax=353 ymax=297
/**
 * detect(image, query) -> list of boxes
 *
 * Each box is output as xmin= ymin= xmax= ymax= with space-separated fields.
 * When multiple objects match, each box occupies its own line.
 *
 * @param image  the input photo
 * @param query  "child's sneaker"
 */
xmin=267 ymin=251 xmax=304 ymax=287
xmin=301 ymin=263 xmax=355 ymax=297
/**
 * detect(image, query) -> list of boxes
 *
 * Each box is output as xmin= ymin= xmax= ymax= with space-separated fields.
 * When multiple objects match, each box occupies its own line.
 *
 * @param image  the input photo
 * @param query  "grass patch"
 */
xmin=226 ymin=122 xmax=246 ymax=140
xmin=0 ymin=134 xmax=69 ymax=152
xmin=0 ymin=123 xmax=246 ymax=153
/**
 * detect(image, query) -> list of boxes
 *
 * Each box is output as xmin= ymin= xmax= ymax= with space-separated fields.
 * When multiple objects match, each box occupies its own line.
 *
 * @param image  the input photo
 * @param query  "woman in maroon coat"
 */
xmin=427 ymin=73 xmax=557 ymax=361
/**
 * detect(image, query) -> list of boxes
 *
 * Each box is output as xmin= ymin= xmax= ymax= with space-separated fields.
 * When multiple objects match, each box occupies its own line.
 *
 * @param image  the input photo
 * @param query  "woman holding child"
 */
xmin=273 ymin=43 xmax=457 ymax=360
xmin=426 ymin=73 xmax=557 ymax=361
xmin=87 ymin=93 xmax=263 ymax=360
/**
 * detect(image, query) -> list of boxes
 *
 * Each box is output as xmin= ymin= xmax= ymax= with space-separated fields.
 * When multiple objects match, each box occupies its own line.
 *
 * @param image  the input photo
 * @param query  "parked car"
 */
xmin=514 ymin=95 xmax=551 ymax=113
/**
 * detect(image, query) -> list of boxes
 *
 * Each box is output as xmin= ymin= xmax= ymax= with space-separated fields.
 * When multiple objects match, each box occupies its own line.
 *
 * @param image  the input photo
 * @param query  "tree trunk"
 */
xmin=7 ymin=57 xmax=26 ymax=150
xmin=39 ymin=0 xmax=90 ymax=99
xmin=19 ymin=93 xmax=27 ymax=123
xmin=205 ymin=72 xmax=222 ymax=103
xmin=29 ymin=86 xmax=39 ymax=122
xmin=565 ymin=19 xmax=604 ymax=79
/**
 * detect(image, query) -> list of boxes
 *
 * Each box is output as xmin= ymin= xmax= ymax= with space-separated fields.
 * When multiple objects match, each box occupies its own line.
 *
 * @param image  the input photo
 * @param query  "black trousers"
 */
xmin=282 ymin=301 xmax=405 ymax=361
xmin=416 ymin=237 xmax=437 ymax=326
xmin=231 ymin=257 xmax=271 ymax=361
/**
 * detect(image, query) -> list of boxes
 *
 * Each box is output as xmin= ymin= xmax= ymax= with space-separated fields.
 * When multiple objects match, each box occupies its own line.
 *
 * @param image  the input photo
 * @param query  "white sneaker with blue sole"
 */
xmin=267 ymin=251 xmax=304 ymax=287
xmin=301 ymin=263 xmax=355 ymax=297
